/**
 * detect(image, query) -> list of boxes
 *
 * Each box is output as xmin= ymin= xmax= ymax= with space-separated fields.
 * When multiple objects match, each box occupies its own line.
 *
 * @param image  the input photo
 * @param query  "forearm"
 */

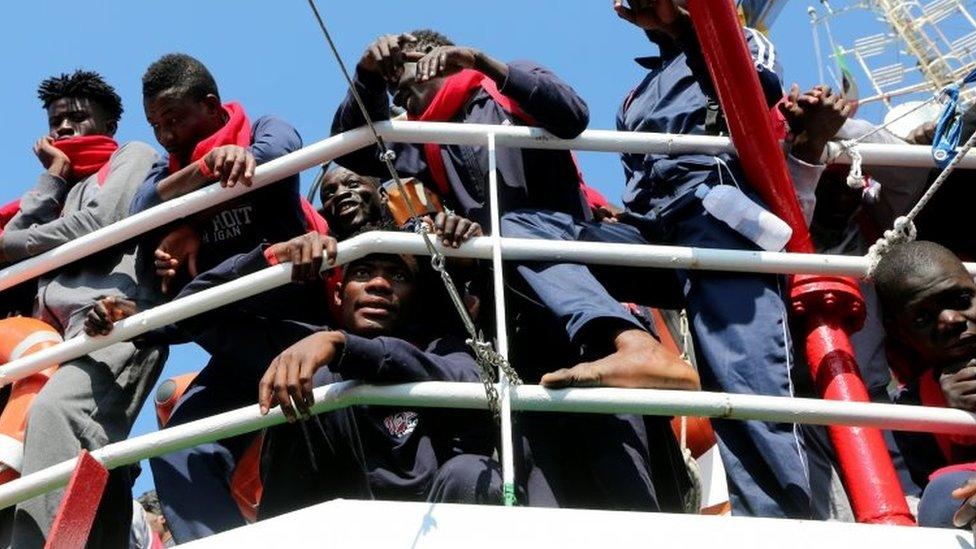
xmin=3 ymin=173 xmax=69 ymax=234
xmin=473 ymin=50 xmax=509 ymax=85
xmin=332 ymin=68 xmax=392 ymax=134
xmin=155 ymin=161 xmax=212 ymax=201
xmin=333 ymin=334 xmax=479 ymax=383
xmin=790 ymin=134 xmax=828 ymax=165
xmin=495 ymin=61 xmax=590 ymax=138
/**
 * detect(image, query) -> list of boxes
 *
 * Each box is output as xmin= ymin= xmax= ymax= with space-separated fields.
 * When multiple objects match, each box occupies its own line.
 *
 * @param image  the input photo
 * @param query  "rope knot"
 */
xmin=843 ymin=140 xmax=866 ymax=190
xmin=865 ymin=215 xmax=917 ymax=279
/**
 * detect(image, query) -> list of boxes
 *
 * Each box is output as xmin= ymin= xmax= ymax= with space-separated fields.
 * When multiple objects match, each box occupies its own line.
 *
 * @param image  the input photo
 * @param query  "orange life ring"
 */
xmin=0 ymin=316 xmax=62 ymax=484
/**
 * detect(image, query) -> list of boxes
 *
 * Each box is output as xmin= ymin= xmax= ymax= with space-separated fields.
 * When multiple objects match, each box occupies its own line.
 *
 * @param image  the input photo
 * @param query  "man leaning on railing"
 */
xmin=2 ymin=70 xmax=168 ymax=549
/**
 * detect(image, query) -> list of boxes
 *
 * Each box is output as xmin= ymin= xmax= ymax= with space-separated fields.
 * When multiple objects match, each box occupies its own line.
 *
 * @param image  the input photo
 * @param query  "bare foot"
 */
xmin=540 ymin=329 xmax=700 ymax=390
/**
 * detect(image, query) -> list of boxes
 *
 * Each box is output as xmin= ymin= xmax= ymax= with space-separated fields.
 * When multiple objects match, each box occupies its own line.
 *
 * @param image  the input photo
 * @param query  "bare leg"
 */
xmin=540 ymin=329 xmax=700 ymax=390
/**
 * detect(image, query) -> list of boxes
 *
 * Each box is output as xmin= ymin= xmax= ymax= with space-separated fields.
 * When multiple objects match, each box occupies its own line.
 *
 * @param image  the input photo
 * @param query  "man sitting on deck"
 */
xmin=88 ymin=170 xmax=483 ymax=542
xmin=86 ymin=238 xmax=499 ymax=527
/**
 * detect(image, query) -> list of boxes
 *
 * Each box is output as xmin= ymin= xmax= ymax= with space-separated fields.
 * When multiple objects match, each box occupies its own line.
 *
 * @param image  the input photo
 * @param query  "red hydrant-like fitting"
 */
xmin=686 ymin=0 xmax=915 ymax=525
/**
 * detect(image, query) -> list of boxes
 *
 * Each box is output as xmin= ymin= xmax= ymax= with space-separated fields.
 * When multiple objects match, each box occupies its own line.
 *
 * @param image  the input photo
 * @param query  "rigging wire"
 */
xmin=809 ymin=7 xmax=827 ymax=88
xmin=302 ymin=0 xmax=520 ymax=420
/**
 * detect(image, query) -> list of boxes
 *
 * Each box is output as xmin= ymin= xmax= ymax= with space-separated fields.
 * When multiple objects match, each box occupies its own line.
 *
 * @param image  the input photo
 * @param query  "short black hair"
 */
xmin=404 ymin=29 xmax=454 ymax=54
xmin=874 ymin=240 xmax=965 ymax=317
xmin=142 ymin=53 xmax=219 ymax=101
xmin=37 ymin=70 xmax=123 ymax=124
xmin=137 ymin=490 xmax=162 ymax=515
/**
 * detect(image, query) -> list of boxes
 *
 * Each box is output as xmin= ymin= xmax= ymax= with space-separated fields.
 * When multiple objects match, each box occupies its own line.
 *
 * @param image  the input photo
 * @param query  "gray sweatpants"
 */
xmin=10 ymin=341 xmax=167 ymax=549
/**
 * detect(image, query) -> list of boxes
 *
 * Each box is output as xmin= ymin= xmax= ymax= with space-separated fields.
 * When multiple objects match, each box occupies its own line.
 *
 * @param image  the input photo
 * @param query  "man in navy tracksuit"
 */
xmin=333 ymin=29 xmax=698 ymax=392
xmin=332 ymin=29 xmax=699 ymax=509
xmin=120 ymin=52 xmax=311 ymax=541
xmin=253 ymin=252 xmax=498 ymax=517
xmin=87 ymin=244 xmax=499 ymax=528
xmin=130 ymin=53 xmax=308 ymax=291
xmin=612 ymin=1 xmax=808 ymax=518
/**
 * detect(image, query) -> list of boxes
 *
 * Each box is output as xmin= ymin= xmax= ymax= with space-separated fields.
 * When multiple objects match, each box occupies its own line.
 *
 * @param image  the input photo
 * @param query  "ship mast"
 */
xmin=874 ymin=0 xmax=958 ymax=89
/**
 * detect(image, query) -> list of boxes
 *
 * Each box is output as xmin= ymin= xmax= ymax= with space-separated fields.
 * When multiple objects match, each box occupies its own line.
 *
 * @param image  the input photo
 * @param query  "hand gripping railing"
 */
xmin=0 ymin=380 xmax=974 ymax=511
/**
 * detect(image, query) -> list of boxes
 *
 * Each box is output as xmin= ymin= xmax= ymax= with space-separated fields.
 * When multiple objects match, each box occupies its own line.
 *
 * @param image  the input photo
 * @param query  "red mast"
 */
xmin=685 ymin=0 xmax=915 ymax=525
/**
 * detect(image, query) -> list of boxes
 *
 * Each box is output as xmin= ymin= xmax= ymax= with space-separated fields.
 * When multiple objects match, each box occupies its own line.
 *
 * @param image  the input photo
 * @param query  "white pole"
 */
xmin=1 ymin=381 xmax=975 ymax=510
xmin=2 ymin=232 xmax=975 ymax=387
xmin=486 ymin=133 xmax=517 ymax=506
xmin=373 ymin=120 xmax=976 ymax=169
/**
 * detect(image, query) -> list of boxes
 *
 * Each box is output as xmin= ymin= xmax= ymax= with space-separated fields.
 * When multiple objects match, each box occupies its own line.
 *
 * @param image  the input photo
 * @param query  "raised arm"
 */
xmin=330 ymin=34 xmax=418 ymax=178
xmin=412 ymin=44 xmax=589 ymax=139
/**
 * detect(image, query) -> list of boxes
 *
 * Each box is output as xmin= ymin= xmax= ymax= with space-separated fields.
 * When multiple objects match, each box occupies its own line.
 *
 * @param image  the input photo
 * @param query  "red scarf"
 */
xmin=919 ymin=370 xmax=976 ymax=462
xmin=51 ymin=135 xmax=118 ymax=181
xmin=410 ymin=70 xmax=586 ymax=197
xmin=168 ymin=102 xmax=252 ymax=174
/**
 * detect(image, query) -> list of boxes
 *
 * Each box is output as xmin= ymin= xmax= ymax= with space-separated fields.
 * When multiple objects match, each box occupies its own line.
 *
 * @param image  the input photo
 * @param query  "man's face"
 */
xmin=144 ymin=89 xmax=223 ymax=161
xmin=147 ymin=512 xmax=167 ymax=536
xmin=319 ymin=168 xmax=383 ymax=238
xmin=392 ymin=62 xmax=444 ymax=117
xmin=336 ymin=255 xmax=418 ymax=337
xmin=46 ymin=97 xmax=114 ymax=140
xmin=889 ymin=259 xmax=976 ymax=368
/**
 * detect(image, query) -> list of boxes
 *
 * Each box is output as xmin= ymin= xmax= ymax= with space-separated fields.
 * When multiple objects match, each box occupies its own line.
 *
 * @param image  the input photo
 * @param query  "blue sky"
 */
xmin=0 ymin=1 xmax=891 ymax=498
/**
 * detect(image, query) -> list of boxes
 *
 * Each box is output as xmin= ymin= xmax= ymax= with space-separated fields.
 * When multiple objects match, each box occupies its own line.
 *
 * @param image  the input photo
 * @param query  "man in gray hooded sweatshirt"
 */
xmin=1 ymin=70 xmax=168 ymax=549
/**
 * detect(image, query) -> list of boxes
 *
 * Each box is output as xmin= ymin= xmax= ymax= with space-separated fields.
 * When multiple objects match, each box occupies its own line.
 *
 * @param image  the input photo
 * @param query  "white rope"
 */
xmin=864 ymin=128 xmax=976 ymax=278
xmin=843 ymin=140 xmax=866 ymax=189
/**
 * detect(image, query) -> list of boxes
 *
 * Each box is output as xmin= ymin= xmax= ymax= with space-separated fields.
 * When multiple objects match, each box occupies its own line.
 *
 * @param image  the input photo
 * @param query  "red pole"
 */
xmin=45 ymin=450 xmax=109 ymax=548
xmin=685 ymin=0 xmax=914 ymax=525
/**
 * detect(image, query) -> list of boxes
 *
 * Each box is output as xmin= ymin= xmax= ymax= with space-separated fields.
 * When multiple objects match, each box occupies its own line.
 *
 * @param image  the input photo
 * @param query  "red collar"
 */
xmin=168 ymin=102 xmax=252 ymax=174
xmin=51 ymin=135 xmax=118 ymax=181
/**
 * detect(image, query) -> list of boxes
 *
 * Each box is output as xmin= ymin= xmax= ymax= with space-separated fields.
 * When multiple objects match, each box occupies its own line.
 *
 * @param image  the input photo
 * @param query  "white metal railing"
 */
xmin=4 ymin=231 xmax=974 ymax=388
xmin=1 ymin=121 xmax=973 ymax=518
xmin=1 ymin=121 xmax=971 ymax=294
xmin=0 ymin=380 xmax=974 ymax=510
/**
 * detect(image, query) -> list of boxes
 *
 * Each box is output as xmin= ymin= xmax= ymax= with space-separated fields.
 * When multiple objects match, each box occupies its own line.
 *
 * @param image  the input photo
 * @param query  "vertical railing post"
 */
xmin=685 ymin=0 xmax=915 ymax=525
xmin=486 ymin=133 xmax=518 ymax=506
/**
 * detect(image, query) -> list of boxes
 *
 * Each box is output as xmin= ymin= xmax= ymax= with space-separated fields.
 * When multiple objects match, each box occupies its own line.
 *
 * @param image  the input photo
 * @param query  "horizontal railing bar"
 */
xmin=0 ymin=126 xmax=376 ymax=293
xmin=376 ymin=120 xmax=973 ymax=169
xmin=0 ymin=121 xmax=968 ymax=295
xmin=2 ymin=231 xmax=975 ymax=388
xmin=0 ymin=380 xmax=973 ymax=510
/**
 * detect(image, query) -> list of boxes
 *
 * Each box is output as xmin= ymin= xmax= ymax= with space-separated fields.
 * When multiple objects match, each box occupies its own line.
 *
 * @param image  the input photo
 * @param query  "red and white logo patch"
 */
xmin=383 ymin=411 xmax=419 ymax=438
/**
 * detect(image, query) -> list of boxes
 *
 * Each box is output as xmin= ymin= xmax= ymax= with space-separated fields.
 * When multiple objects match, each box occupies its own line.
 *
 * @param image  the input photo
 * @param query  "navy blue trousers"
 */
xmin=258 ymin=369 xmax=502 ymax=520
xmin=514 ymin=412 xmax=660 ymax=510
xmin=918 ymin=470 xmax=973 ymax=529
xmin=502 ymin=205 xmax=809 ymax=518
xmin=149 ymin=319 xmax=317 ymax=543
xmin=148 ymin=358 xmax=258 ymax=543
xmin=500 ymin=209 xmax=683 ymax=349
